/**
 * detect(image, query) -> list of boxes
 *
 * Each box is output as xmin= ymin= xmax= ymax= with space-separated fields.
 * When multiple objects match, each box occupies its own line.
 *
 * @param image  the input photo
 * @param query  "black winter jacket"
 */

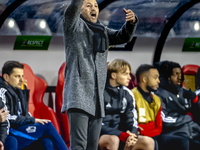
xmin=0 ymin=77 xmax=35 ymax=129
xmin=0 ymin=96 xmax=8 ymax=144
xmin=101 ymin=81 xmax=138 ymax=138
xmin=156 ymin=78 xmax=200 ymax=140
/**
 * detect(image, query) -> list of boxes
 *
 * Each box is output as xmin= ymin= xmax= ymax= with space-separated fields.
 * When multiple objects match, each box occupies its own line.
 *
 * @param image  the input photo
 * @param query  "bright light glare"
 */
xmin=40 ymin=20 xmax=46 ymax=29
xmin=8 ymin=20 xmax=14 ymax=28
xmin=194 ymin=21 xmax=200 ymax=31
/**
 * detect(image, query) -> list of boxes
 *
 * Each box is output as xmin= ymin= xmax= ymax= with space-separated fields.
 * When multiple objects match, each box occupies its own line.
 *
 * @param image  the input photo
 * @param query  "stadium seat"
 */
xmin=128 ymin=73 xmax=138 ymax=90
xmin=23 ymin=63 xmax=61 ymax=135
xmin=182 ymin=64 xmax=200 ymax=92
xmin=55 ymin=62 xmax=70 ymax=147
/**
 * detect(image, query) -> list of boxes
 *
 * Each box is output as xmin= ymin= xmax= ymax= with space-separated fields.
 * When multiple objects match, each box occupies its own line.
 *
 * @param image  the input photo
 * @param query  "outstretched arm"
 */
xmin=63 ymin=0 xmax=84 ymax=31
xmin=107 ymin=8 xmax=138 ymax=46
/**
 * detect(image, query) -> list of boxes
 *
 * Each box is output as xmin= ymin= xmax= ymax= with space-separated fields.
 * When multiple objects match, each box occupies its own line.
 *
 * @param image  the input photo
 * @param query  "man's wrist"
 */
xmin=119 ymin=132 xmax=130 ymax=142
xmin=129 ymin=16 xmax=138 ymax=25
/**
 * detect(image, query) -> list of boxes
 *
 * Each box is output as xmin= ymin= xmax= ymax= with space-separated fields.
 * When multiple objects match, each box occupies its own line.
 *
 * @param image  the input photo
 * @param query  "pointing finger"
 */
xmin=123 ymin=8 xmax=127 ymax=13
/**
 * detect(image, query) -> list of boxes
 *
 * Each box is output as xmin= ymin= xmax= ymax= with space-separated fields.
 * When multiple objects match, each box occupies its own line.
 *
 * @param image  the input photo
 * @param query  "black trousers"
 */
xmin=68 ymin=108 xmax=102 ymax=150
xmin=153 ymin=134 xmax=190 ymax=150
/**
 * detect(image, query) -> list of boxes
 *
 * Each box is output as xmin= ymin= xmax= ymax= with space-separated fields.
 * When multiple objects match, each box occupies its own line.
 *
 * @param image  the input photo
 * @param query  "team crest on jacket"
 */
xmin=106 ymin=103 xmax=111 ymax=108
xmin=26 ymin=126 xmax=36 ymax=133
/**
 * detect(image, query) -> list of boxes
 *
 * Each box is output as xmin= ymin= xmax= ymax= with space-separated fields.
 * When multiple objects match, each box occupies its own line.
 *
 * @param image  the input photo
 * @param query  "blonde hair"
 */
xmin=107 ymin=59 xmax=131 ymax=79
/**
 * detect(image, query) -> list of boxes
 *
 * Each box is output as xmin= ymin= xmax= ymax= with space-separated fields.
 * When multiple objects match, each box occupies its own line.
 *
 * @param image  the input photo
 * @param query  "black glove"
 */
xmin=183 ymin=89 xmax=196 ymax=100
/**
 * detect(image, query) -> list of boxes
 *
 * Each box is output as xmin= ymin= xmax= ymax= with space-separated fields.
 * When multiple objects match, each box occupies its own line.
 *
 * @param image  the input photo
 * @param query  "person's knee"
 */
xmin=43 ymin=122 xmax=57 ymax=133
xmin=99 ymin=135 xmax=120 ymax=149
xmin=109 ymin=135 xmax=120 ymax=145
xmin=44 ymin=122 xmax=54 ymax=129
xmin=137 ymin=136 xmax=155 ymax=150
xmin=144 ymin=137 xmax=154 ymax=149
xmin=99 ymin=135 xmax=118 ymax=145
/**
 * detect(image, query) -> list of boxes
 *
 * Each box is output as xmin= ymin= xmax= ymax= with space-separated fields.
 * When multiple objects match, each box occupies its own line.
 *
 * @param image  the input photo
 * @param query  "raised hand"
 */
xmin=123 ymin=8 xmax=136 ymax=23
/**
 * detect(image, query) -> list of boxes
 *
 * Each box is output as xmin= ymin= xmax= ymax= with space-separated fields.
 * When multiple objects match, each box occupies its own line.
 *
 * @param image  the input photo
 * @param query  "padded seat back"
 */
xmin=55 ymin=62 xmax=70 ymax=147
xmin=128 ymin=73 xmax=137 ymax=89
xmin=182 ymin=64 xmax=200 ymax=92
xmin=23 ymin=63 xmax=61 ymax=134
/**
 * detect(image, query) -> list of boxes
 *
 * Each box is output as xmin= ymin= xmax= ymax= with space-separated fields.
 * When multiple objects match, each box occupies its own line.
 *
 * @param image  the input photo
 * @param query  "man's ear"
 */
xmin=3 ymin=74 xmax=9 ymax=82
xmin=142 ymin=75 xmax=147 ymax=83
xmin=111 ymin=72 xmax=116 ymax=79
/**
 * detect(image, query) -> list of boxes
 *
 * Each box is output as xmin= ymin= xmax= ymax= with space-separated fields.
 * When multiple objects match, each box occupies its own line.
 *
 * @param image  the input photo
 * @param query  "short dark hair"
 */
xmin=107 ymin=59 xmax=131 ymax=79
xmin=136 ymin=64 xmax=156 ymax=83
xmin=2 ymin=61 xmax=24 ymax=76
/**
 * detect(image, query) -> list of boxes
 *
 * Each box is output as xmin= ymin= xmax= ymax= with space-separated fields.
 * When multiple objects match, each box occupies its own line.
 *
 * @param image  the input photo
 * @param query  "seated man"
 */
xmin=132 ymin=64 xmax=189 ymax=150
xmin=0 ymin=60 xmax=68 ymax=150
xmin=155 ymin=61 xmax=200 ymax=150
xmin=99 ymin=59 xmax=154 ymax=150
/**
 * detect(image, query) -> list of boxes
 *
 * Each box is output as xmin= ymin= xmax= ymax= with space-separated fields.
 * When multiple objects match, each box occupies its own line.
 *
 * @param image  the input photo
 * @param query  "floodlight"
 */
xmin=8 ymin=19 xmax=15 ymax=28
xmin=194 ymin=21 xmax=200 ymax=31
xmin=40 ymin=20 xmax=46 ymax=29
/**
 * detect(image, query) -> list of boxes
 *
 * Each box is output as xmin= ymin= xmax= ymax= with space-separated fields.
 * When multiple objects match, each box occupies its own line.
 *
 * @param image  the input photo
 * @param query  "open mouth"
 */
xmin=91 ymin=13 xmax=96 ymax=19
